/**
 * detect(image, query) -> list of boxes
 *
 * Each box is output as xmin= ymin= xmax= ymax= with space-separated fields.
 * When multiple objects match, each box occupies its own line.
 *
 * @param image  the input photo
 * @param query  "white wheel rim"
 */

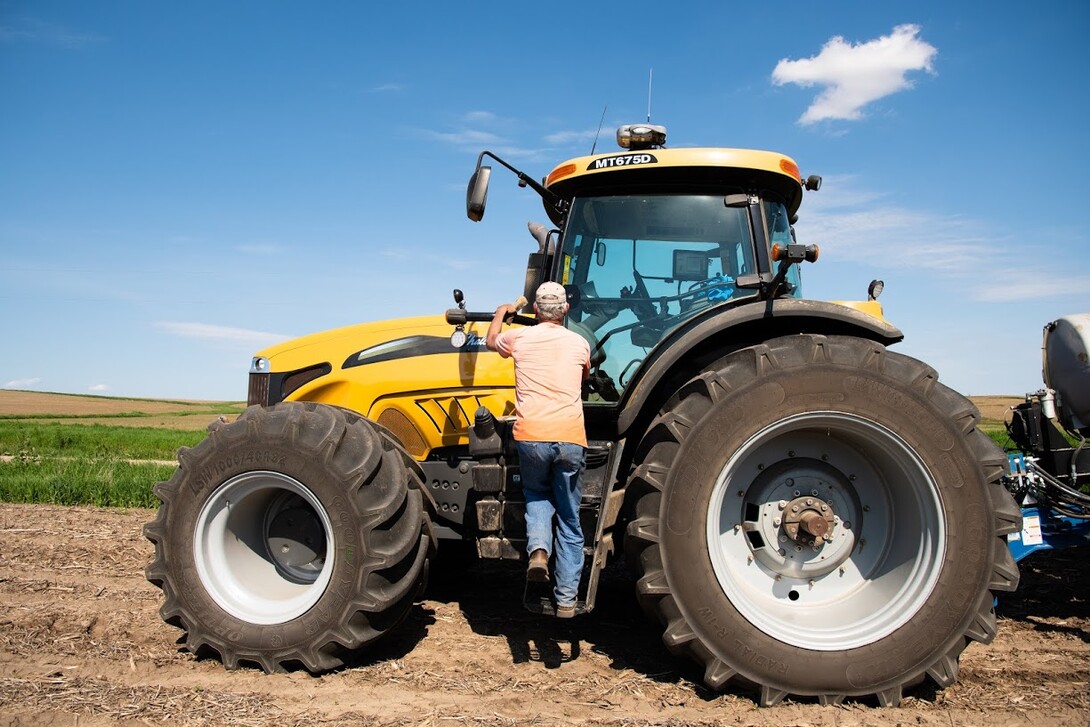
xmin=705 ymin=412 xmax=946 ymax=650
xmin=194 ymin=471 xmax=335 ymax=625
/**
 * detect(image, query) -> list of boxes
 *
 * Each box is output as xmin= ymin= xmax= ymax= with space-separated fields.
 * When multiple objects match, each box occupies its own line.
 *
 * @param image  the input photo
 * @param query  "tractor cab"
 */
xmin=468 ymin=124 xmax=820 ymax=401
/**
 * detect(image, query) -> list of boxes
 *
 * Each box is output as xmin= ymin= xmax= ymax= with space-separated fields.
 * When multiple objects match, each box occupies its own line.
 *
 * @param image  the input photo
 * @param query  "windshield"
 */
xmin=559 ymin=194 xmax=759 ymax=402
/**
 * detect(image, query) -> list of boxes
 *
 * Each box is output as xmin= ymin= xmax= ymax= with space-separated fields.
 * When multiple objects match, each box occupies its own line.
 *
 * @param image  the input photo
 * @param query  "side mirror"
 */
xmin=467 ymin=166 xmax=492 ymax=222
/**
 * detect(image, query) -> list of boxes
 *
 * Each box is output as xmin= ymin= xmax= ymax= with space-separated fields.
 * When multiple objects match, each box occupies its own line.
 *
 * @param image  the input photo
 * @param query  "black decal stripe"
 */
xmin=342 ymin=335 xmax=488 ymax=370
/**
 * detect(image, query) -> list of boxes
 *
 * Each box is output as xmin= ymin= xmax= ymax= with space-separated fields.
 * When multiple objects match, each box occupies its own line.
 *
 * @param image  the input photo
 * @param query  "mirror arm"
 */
xmin=477 ymin=151 xmax=568 ymax=219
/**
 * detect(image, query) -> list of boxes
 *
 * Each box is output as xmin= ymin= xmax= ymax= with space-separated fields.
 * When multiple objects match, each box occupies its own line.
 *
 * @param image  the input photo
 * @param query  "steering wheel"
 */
xmin=622 ymin=270 xmax=659 ymax=320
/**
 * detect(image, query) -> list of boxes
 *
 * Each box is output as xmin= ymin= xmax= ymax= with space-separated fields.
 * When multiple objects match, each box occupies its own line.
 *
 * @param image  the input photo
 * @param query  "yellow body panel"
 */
xmin=255 ymin=315 xmax=516 ymax=459
xmin=830 ymin=299 xmax=886 ymax=321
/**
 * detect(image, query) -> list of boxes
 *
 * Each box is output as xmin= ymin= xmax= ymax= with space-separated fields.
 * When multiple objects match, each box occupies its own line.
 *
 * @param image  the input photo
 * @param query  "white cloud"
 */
xmin=0 ymin=17 xmax=106 ymax=49
xmin=379 ymin=248 xmax=476 ymax=271
xmin=970 ymin=272 xmax=1087 ymax=303
xmin=416 ymin=125 xmax=550 ymax=161
xmin=370 ymin=82 xmax=405 ymax=93
xmin=772 ymin=24 xmax=937 ymax=125
xmin=155 ymin=322 xmax=290 ymax=348
xmin=236 ymin=243 xmax=283 ymax=256
xmin=462 ymin=111 xmax=496 ymax=123
xmin=2 ymin=377 xmax=42 ymax=389
xmin=799 ymin=176 xmax=1076 ymax=303
xmin=419 ymin=128 xmax=507 ymax=146
xmin=544 ymin=129 xmax=599 ymax=146
xmin=88 ymin=384 xmax=110 ymax=393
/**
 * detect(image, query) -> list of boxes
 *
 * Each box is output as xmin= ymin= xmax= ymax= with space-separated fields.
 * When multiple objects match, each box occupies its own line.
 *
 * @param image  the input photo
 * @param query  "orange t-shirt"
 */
xmin=494 ymin=322 xmax=591 ymax=447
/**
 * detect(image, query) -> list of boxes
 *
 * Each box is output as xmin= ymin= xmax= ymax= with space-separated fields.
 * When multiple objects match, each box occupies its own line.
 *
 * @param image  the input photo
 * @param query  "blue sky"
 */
xmin=2 ymin=1 xmax=1087 ymax=401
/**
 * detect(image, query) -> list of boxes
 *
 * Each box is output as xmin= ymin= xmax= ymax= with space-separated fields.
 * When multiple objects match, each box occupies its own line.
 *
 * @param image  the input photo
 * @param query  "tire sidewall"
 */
xmin=660 ymin=353 xmax=994 ymax=694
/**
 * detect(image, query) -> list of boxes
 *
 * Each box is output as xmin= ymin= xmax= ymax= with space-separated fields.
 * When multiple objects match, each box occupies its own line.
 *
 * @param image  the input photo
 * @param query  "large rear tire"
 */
xmin=144 ymin=401 xmax=433 ymax=673
xmin=625 ymin=335 xmax=1021 ymax=705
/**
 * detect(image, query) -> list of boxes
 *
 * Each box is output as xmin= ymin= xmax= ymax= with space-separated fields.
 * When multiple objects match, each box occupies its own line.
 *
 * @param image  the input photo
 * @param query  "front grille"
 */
xmin=248 ymin=373 xmax=271 ymax=406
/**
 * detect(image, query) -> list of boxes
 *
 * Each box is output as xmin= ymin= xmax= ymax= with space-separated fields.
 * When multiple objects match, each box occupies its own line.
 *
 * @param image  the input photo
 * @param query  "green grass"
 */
xmin=0 ymin=421 xmax=204 ymax=461
xmin=984 ymin=426 xmax=1016 ymax=452
xmin=0 ymin=458 xmax=175 ymax=508
xmin=0 ymin=422 xmax=199 ymax=508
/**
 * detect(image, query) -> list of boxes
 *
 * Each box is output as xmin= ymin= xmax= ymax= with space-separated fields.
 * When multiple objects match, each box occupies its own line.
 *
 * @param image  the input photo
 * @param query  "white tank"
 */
xmin=1043 ymin=313 xmax=1090 ymax=432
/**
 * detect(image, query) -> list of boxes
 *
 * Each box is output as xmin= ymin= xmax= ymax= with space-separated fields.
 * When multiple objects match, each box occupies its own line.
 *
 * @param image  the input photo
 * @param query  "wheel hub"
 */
xmin=266 ymin=502 xmax=326 ymax=580
xmin=782 ymin=494 xmax=836 ymax=547
xmin=741 ymin=460 xmax=859 ymax=579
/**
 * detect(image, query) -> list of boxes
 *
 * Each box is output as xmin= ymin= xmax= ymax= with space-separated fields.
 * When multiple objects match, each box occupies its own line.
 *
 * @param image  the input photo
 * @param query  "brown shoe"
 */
xmin=555 ymin=603 xmax=576 ymax=619
xmin=527 ymin=549 xmax=549 ymax=582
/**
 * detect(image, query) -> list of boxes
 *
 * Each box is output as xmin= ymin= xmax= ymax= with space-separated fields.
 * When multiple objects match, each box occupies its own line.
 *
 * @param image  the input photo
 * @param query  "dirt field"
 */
xmin=0 ymin=391 xmax=244 ymax=430
xmin=0 ymin=503 xmax=1087 ymax=727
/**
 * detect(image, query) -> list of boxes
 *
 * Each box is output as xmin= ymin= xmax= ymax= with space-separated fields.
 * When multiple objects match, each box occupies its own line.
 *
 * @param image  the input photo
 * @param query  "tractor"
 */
xmin=145 ymin=123 xmax=1026 ymax=706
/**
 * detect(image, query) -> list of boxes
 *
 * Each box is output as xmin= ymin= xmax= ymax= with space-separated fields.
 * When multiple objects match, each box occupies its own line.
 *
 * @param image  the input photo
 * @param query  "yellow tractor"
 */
xmin=145 ymin=124 xmax=1020 ymax=705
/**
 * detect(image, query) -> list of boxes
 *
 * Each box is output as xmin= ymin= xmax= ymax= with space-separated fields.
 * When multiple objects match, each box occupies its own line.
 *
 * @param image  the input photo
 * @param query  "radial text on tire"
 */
xmin=144 ymin=401 xmax=433 ymax=673
xmin=625 ymin=334 xmax=1021 ymax=706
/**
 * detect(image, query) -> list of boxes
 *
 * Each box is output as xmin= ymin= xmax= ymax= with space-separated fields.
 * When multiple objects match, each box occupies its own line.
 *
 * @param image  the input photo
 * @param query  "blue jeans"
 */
xmin=517 ymin=441 xmax=586 ymax=607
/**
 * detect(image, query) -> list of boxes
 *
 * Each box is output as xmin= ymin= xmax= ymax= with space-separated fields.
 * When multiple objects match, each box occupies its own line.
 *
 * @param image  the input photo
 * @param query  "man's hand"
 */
xmin=494 ymin=303 xmax=517 ymax=318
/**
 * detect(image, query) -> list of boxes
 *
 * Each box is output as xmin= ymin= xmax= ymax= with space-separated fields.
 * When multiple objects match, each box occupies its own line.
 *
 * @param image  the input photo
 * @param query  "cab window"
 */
xmin=560 ymin=194 xmax=756 ymax=400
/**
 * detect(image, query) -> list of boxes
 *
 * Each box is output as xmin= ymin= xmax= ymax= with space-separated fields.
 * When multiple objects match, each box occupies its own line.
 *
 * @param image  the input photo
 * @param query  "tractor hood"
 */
xmin=249 ymin=314 xmax=517 ymax=443
xmin=255 ymin=314 xmax=459 ymax=372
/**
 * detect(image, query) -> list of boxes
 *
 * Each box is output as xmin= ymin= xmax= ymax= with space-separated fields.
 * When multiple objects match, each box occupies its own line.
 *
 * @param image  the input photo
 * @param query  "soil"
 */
xmin=0 ymin=391 xmax=244 ymax=430
xmin=0 ymin=504 xmax=1087 ymax=727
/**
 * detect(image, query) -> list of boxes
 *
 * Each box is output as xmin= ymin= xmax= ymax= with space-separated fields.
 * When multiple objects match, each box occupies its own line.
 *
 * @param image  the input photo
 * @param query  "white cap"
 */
xmin=535 ymin=281 xmax=567 ymax=304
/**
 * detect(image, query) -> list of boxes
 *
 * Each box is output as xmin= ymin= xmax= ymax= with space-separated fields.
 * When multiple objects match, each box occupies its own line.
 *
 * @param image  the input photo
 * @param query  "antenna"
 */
xmin=647 ymin=68 xmax=653 ymax=122
xmin=590 ymin=105 xmax=607 ymax=155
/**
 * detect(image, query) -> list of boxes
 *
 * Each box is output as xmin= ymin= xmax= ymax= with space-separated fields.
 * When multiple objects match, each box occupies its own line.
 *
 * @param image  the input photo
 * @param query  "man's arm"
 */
xmin=486 ymin=304 xmax=516 ymax=352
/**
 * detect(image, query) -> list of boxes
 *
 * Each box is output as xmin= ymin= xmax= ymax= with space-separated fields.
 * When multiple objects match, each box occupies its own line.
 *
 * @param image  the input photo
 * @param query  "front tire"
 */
xmin=144 ymin=401 xmax=433 ymax=673
xmin=625 ymin=335 xmax=1021 ymax=705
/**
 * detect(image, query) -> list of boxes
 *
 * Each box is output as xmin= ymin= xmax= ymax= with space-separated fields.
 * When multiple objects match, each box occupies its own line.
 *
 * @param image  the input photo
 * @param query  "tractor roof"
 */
xmin=543 ymin=147 xmax=806 ymax=225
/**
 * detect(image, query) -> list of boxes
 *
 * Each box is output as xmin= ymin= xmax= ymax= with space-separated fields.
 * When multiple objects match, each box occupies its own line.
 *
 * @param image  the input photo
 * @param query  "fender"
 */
xmin=616 ymin=298 xmax=904 ymax=435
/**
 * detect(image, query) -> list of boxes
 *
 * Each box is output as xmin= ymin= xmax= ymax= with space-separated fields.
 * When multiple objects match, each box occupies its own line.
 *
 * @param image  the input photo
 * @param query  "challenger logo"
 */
xmin=589 ymin=153 xmax=658 ymax=170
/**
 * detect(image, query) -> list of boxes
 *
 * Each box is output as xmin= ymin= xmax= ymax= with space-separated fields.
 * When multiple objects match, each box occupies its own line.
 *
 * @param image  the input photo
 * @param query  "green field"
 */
xmin=0 ymin=390 xmax=1020 ymax=508
xmin=0 ymin=391 xmax=243 ymax=507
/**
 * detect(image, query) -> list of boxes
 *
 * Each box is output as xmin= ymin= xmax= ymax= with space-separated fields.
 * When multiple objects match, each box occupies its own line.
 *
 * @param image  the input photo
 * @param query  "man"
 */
xmin=486 ymin=281 xmax=591 ymax=618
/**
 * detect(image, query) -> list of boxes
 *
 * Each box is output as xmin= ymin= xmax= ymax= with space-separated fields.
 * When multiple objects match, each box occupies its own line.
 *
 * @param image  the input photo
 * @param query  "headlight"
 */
xmin=250 ymin=356 xmax=270 ymax=374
